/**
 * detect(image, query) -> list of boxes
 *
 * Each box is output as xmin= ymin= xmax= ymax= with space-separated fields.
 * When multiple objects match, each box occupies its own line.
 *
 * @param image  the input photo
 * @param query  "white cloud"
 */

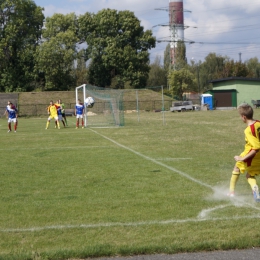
xmin=36 ymin=0 xmax=260 ymax=63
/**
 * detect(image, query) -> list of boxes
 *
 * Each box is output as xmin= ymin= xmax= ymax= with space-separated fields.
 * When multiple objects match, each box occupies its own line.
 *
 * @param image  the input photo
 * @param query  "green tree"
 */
xmin=35 ymin=13 xmax=79 ymax=90
xmin=75 ymin=50 xmax=88 ymax=86
xmin=147 ymin=56 xmax=167 ymax=87
xmin=246 ymin=57 xmax=260 ymax=78
xmin=0 ymin=0 xmax=44 ymax=92
xmin=164 ymin=41 xmax=187 ymax=72
xmin=219 ymin=60 xmax=249 ymax=78
xmin=78 ymin=9 xmax=156 ymax=88
xmin=168 ymin=68 xmax=195 ymax=100
xmin=42 ymin=13 xmax=78 ymax=39
xmin=174 ymin=40 xmax=187 ymax=70
xmin=190 ymin=53 xmax=227 ymax=92
xmin=164 ymin=44 xmax=171 ymax=73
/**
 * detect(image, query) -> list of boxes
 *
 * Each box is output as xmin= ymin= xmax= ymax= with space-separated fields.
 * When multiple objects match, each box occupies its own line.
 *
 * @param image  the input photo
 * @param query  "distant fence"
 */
xmin=17 ymin=103 xmax=75 ymax=117
xmin=15 ymin=100 xmax=173 ymax=117
xmin=0 ymin=100 xmax=203 ymax=117
xmin=0 ymin=91 xmax=200 ymax=117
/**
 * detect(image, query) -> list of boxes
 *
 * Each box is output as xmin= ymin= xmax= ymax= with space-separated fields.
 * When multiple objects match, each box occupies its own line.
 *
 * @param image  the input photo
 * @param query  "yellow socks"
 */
xmin=247 ymin=176 xmax=257 ymax=190
xmin=229 ymin=171 xmax=240 ymax=192
xmin=46 ymin=121 xmax=50 ymax=129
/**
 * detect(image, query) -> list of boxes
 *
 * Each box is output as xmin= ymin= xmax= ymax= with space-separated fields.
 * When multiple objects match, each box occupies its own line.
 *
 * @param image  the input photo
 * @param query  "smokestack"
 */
xmin=169 ymin=0 xmax=184 ymax=65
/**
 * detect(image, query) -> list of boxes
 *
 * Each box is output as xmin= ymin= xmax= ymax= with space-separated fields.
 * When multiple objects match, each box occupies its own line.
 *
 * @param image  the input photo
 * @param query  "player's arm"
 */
xmin=14 ymin=107 xmax=18 ymax=118
xmin=235 ymin=131 xmax=260 ymax=161
xmin=4 ymin=107 xmax=10 ymax=117
xmin=234 ymin=149 xmax=258 ymax=162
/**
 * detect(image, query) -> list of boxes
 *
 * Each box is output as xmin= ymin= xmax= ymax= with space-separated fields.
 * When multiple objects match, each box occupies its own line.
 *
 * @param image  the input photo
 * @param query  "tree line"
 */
xmin=147 ymin=42 xmax=260 ymax=100
xmin=1 ymin=0 xmax=260 ymax=95
xmin=0 ymin=0 xmax=155 ymax=92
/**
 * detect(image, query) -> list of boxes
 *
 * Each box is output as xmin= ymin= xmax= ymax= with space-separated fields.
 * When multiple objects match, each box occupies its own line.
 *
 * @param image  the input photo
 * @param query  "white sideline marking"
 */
xmin=1 ymin=215 xmax=260 ymax=233
xmin=90 ymin=126 xmax=120 ymax=129
xmin=90 ymin=129 xmax=212 ymax=189
xmin=0 ymin=146 xmax=108 ymax=151
xmin=198 ymin=205 xmax=230 ymax=218
xmin=155 ymin=158 xmax=192 ymax=161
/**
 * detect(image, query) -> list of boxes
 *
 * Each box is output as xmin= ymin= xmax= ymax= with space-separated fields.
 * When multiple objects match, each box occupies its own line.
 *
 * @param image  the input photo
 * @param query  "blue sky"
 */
xmin=33 ymin=0 xmax=260 ymax=64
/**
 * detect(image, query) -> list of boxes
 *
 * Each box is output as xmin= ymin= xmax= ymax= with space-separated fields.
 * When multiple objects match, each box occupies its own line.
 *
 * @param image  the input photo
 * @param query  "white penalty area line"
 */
xmin=0 ymin=146 xmax=108 ymax=151
xmin=1 ymin=215 xmax=260 ymax=233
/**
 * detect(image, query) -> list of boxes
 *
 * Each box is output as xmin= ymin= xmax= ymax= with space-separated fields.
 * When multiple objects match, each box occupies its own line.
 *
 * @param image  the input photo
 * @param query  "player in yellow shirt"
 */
xmin=228 ymin=103 xmax=260 ymax=202
xmin=46 ymin=100 xmax=60 ymax=129
xmin=55 ymin=100 xmax=66 ymax=128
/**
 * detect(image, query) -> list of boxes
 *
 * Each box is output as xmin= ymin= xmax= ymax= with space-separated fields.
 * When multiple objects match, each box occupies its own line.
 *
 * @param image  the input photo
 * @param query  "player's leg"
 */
xmin=58 ymin=115 xmax=65 ymax=127
xmin=76 ymin=115 xmax=79 ymax=129
xmin=7 ymin=120 xmax=12 ymax=132
xmin=63 ymin=113 xmax=68 ymax=126
xmin=247 ymin=172 xmax=260 ymax=202
xmin=56 ymin=120 xmax=60 ymax=129
xmin=81 ymin=118 xmax=84 ymax=128
xmin=14 ymin=118 xmax=17 ymax=132
xmin=46 ymin=117 xmax=51 ymax=129
xmin=62 ymin=119 xmax=65 ymax=127
xmin=228 ymin=166 xmax=240 ymax=197
xmin=7 ymin=118 xmax=12 ymax=132
xmin=247 ymin=173 xmax=257 ymax=189
xmin=55 ymin=116 xmax=60 ymax=129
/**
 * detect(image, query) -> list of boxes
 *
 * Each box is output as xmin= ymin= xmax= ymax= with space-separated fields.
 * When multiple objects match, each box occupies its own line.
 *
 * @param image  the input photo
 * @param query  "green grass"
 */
xmin=1 ymin=110 xmax=260 ymax=259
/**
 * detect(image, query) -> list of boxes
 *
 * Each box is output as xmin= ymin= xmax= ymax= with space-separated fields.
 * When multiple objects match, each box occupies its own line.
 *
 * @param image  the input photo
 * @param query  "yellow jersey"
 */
xmin=237 ymin=120 xmax=260 ymax=175
xmin=48 ymin=104 xmax=59 ymax=117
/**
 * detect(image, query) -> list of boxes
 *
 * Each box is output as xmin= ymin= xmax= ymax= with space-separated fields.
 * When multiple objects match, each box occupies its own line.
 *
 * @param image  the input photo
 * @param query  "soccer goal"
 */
xmin=75 ymin=84 xmax=124 ymax=127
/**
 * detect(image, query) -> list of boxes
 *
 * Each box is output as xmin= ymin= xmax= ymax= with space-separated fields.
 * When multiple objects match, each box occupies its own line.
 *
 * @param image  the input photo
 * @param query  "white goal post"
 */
xmin=75 ymin=84 xmax=125 ymax=127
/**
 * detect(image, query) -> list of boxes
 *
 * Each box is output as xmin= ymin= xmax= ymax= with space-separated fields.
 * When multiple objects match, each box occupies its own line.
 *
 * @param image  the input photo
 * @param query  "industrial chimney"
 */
xmin=169 ymin=0 xmax=184 ymax=65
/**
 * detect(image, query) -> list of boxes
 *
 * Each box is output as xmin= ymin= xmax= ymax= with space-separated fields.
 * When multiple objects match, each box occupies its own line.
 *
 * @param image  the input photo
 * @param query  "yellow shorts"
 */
xmin=236 ymin=155 xmax=260 ymax=176
xmin=48 ymin=115 xmax=58 ymax=121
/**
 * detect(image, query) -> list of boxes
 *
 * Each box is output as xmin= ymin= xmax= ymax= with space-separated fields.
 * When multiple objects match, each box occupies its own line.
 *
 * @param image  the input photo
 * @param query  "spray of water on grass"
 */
xmin=197 ymin=185 xmax=260 ymax=219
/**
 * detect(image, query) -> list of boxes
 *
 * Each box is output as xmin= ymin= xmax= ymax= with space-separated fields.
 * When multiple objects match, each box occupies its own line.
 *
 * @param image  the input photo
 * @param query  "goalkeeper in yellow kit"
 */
xmin=228 ymin=103 xmax=260 ymax=202
xmin=46 ymin=100 xmax=60 ymax=129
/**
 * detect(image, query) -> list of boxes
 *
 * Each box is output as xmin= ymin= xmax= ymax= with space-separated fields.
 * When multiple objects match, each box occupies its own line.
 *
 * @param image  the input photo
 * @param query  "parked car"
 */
xmin=170 ymin=101 xmax=194 ymax=112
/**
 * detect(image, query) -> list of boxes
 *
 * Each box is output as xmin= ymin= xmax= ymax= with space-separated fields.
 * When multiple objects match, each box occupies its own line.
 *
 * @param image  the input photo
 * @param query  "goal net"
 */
xmin=75 ymin=84 xmax=124 ymax=127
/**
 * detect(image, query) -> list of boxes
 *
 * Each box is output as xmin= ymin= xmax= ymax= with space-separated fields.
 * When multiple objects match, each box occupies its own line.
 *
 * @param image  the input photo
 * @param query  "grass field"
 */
xmin=1 ymin=110 xmax=260 ymax=260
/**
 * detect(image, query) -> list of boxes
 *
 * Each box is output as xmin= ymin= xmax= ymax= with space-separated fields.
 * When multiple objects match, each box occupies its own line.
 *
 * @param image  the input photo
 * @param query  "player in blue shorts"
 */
xmin=75 ymin=99 xmax=85 ymax=129
xmin=4 ymin=101 xmax=18 ymax=133
xmin=55 ymin=100 xmax=66 ymax=128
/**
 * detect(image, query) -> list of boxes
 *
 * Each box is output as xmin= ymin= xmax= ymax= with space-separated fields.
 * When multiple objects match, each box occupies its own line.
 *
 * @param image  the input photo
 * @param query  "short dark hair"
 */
xmin=238 ymin=103 xmax=253 ymax=119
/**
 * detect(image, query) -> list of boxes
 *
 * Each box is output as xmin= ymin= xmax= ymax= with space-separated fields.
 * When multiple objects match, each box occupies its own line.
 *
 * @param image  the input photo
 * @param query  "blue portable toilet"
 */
xmin=201 ymin=94 xmax=213 ymax=110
